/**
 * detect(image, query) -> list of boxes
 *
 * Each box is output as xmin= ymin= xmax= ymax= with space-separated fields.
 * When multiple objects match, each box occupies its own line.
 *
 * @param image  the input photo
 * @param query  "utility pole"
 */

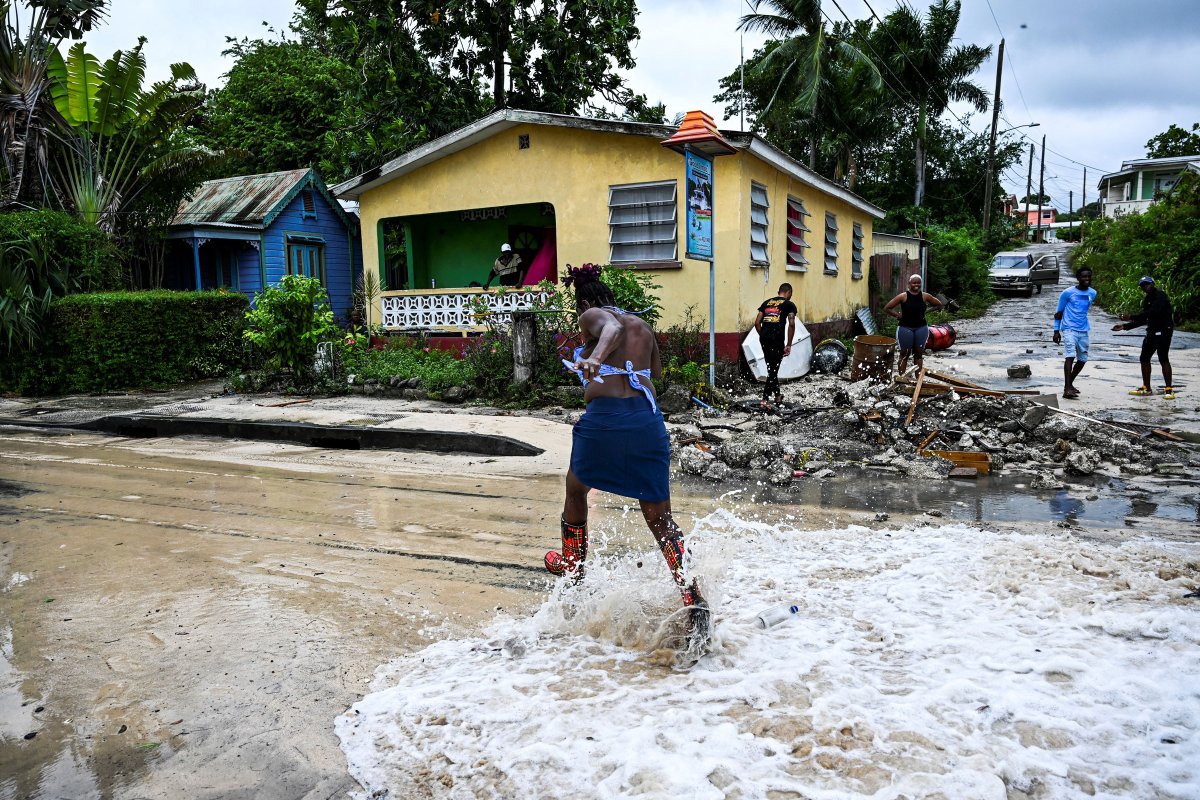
xmin=982 ymin=38 xmax=1004 ymax=236
xmin=1069 ymin=190 xmax=1074 ymax=236
xmin=1036 ymin=134 xmax=1046 ymax=244
xmin=1025 ymin=143 xmax=1034 ymax=241
xmin=1082 ymin=167 xmax=1088 ymax=220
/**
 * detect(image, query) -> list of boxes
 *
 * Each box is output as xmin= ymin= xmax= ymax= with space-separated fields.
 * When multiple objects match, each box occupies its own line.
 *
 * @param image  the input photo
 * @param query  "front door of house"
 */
xmin=507 ymin=226 xmax=544 ymax=276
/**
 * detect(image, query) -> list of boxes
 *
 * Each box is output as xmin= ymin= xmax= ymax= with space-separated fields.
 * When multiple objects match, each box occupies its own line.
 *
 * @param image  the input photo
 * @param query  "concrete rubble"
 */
xmin=665 ymin=367 xmax=1199 ymax=491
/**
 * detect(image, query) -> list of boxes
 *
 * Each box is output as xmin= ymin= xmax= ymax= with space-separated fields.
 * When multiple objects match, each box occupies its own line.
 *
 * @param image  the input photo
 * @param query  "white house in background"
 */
xmin=1098 ymin=154 xmax=1200 ymax=218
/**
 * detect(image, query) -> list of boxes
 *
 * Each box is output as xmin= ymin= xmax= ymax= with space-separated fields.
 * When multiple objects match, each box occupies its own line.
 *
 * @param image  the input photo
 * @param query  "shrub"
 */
xmin=923 ymin=224 xmax=996 ymax=313
xmin=340 ymin=336 xmax=475 ymax=393
xmin=243 ymin=275 xmax=340 ymax=380
xmin=1075 ymin=172 xmax=1200 ymax=326
xmin=0 ymin=210 xmax=123 ymax=291
xmin=1 ymin=290 xmax=248 ymax=394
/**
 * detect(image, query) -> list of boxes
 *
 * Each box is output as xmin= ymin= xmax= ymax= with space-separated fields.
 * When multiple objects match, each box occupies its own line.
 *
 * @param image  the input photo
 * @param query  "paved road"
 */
xmin=922 ymin=242 xmax=1200 ymax=434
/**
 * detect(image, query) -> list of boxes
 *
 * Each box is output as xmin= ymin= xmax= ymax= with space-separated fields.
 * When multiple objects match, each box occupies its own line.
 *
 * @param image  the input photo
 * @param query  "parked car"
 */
xmin=988 ymin=251 xmax=1060 ymax=296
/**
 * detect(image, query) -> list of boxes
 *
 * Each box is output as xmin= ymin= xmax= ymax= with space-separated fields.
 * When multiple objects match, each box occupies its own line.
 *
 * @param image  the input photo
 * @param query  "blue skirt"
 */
xmin=570 ymin=396 xmax=671 ymax=502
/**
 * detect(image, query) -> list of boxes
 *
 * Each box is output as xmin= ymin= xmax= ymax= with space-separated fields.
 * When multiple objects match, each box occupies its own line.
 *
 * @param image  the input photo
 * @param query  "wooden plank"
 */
xmin=921 ymin=449 xmax=992 ymax=475
xmin=898 ymin=377 xmax=1006 ymax=398
xmin=924 ymin=370 xmax=988 ymax=390
xmin=1151 ymin=428 xmax=1184 ymax=442
xmin=917 ymin=429 xmax=940 ymax=450
xmin=923 ymin=370 xmax=1042 ymax=395
xmin=906 ymin=366 xmax=926 ymax=426
xmin=255 ymin=398 xmax=313 ymax=408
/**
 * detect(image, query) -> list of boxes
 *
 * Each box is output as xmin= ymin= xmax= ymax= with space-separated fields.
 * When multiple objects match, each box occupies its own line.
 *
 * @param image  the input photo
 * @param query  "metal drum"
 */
xmin=850 ymin=335 xmax=897 ymax=383
xmin=926 ymin=323 xmax=957 ymax=351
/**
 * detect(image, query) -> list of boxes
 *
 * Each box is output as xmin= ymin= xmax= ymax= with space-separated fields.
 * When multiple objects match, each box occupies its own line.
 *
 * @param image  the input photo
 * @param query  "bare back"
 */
xmin=577 ymin=307 xmax=662 ymax=403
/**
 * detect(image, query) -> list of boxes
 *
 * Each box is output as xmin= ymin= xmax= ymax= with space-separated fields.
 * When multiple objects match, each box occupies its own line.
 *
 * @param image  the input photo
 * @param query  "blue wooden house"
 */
xmin=165 ymin=168 xmax=362 ymax=319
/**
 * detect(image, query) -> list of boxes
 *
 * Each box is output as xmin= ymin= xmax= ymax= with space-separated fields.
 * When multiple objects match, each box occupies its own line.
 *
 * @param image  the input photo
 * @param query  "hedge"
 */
xmin=0 ymin=209 xmax=123 ymax=291
xmin=1 ymin=291 xmax=249 ymax=395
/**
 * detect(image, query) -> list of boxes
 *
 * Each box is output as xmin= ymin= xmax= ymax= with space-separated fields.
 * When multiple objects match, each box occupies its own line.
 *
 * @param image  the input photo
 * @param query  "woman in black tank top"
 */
xmin=884 ymin=274 xmax=943 ymax=374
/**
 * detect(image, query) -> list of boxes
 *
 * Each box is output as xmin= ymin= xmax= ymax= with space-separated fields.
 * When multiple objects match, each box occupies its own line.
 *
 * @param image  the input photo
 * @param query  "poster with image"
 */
xmin=685 ymin=150 xmax=714 ymax=261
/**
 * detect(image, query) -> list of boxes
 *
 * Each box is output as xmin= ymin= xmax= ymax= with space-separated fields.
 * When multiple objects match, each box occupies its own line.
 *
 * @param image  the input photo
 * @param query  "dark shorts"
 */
xmin=1140 ymin=330 xmax=1172 ymax=362
xmin=897 ymin=325 xmax=929 ymax=351
xmin=570 ymin=396 xmax=670 ymax=503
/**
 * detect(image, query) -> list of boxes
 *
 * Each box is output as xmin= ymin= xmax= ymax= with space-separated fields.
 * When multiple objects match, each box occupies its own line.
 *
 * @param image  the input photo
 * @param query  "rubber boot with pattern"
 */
xmin=545 ymin=517 xmax=588 ymax=579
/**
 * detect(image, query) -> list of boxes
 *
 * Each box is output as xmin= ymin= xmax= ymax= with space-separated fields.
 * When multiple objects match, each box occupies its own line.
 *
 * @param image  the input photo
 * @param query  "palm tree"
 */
xmin=738 ymin=0 xmax=881 ymax=169
xmin=0 ymin=0 xmax=106 ymax=208
xmin=877 ymin=0 xmax=990 ymax=207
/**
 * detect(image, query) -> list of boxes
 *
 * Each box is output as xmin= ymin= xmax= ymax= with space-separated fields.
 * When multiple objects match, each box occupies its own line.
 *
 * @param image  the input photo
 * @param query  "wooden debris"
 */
xmin=917 ymin=430 xmax=941 ymax=450
xmin=919 ymin=448 xmax=991 ymax=475
xmin=921 ymin=370 xmax=1043 ymax=396
xmin=1151 ymin=428 xmax=1184 ymax=442
xmin=906 ymin=367 xmax=926 ymax=426
xmin=255 ymin=398 xmax=313 ymax=408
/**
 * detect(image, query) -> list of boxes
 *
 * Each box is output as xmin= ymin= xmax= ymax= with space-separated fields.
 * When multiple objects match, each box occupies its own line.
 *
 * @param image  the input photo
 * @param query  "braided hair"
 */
xmin=563 ymin=263 xmax=616 ymax=310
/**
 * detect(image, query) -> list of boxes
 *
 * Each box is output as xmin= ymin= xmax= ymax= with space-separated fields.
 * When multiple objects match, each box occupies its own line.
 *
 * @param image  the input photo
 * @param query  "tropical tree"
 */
xmin=46 ymin=37 xmax=214 ymax=231
xmin=291 ymin=0 xmax=488 ymax=164
xmin=202 ymin=36 xmax=362 ymax=179
xmin=736 ymin=0 xmax=881 ymax=169
xmin=875 ymin=0 xmax=989 ymax=207
xmin=0 ymin=0 xmax=106 ymax=208
xmin=1145 ymin=122 xmax=1200 ymax=159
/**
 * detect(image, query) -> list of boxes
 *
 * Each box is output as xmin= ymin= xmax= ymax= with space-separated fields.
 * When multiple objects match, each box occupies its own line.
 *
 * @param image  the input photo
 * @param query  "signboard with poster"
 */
xmin=685 ymin=149 xmax=714 ymax=261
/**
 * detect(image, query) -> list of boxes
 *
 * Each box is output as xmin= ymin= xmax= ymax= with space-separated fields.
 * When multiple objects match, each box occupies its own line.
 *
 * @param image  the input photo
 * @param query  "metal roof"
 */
xmin=171 ymin=168 xmax=313 ymax=228
xmin=331 ymin=109 xmax=886 ymax=219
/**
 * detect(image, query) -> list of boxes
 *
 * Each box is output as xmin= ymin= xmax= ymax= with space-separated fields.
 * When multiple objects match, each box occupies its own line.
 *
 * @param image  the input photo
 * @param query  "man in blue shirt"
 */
xmin=1052 ymin=267 xmax=1097 ymax=399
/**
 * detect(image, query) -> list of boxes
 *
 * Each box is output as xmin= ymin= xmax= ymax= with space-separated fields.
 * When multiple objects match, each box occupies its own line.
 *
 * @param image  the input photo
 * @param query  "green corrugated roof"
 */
xmin=171 ymin=168 xmax=312 ymax=228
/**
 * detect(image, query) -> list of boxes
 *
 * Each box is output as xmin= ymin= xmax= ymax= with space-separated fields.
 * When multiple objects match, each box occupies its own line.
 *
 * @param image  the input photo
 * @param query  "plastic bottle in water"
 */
xmin=756 ymin=603 xmax=801 ymax=628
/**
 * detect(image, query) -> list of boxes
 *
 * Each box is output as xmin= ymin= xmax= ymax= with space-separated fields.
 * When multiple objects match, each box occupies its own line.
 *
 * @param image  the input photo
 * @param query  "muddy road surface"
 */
xmin=0 ymin=429 xmax=578 ymax=800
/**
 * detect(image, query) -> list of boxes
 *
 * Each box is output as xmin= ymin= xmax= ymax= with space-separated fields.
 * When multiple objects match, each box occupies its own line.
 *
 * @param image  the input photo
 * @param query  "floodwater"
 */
xmin=1 ymin=418 xmax=1197 ymax=798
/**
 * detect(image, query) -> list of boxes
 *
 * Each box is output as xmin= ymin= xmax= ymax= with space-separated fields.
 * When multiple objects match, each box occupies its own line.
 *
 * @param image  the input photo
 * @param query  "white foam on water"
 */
xmin=336 ymin=512 xmax=1200 ymax=800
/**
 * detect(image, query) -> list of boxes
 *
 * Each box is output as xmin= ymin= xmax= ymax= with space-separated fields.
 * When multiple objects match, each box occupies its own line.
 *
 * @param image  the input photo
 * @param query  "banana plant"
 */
xmin=46 ymin=37 xmax=215 ymax=230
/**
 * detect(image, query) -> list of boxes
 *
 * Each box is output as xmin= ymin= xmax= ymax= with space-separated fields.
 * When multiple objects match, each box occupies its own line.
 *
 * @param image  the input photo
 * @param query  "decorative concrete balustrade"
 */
xmin=379 ymin=288 xmax=554 ymax=332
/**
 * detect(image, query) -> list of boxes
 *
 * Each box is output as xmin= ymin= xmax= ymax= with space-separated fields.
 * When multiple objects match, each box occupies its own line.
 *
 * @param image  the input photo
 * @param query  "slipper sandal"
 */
xmin=1063 ymin=389 xmax=1080 ymax=399
xmin=1129 ymin=386 xmax=1152 ymax=396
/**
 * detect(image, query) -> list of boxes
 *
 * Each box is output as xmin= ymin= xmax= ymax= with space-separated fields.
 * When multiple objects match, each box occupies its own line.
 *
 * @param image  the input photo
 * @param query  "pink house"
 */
xmin=1013 ymin=202 xmax=1056 ymax=226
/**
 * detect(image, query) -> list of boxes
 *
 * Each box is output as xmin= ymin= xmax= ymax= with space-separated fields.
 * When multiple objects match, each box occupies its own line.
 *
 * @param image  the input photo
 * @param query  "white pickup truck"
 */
xmin=988 ymin=251 xmax=1060 ymax=297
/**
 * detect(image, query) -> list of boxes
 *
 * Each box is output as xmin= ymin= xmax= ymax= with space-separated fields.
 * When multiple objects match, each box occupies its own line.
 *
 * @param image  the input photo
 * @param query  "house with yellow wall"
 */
xmin=333 ymin=109 xmax=884 ymax=358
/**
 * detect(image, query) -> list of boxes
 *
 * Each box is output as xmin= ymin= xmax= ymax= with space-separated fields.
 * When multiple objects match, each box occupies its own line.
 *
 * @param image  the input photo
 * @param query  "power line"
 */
xmin=982 ymin=0 xmax=1033 ymax=123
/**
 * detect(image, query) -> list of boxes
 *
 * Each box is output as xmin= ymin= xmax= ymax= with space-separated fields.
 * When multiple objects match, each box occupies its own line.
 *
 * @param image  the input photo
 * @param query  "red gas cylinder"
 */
xmin=926 ymin=323 xmax=956 ymax=351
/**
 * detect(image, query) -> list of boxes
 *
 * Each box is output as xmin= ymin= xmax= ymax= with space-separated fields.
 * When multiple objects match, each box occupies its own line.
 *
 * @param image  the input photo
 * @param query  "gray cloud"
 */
xmin=77 ymin=0 xmax=1200 ymax=196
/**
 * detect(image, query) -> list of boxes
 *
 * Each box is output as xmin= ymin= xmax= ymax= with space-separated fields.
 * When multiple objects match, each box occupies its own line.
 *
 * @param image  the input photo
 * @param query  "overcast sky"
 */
xmin=83 ymin=0 xmax=1200 ymax=207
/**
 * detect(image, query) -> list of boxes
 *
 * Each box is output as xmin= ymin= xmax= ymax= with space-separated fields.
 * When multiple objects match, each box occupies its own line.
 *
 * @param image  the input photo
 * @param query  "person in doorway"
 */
xmin=483 ymin=243 xmax=524 ymax=288
xmin=754 ymin=283 xmax=798 ymax=408
xmin=1113 ymin=274 xmax=1174 ymax=399
xmin=549 ymin=264 xmax=708 ymax=640
xmin=1053 ymin=267 xmax=1097 ymax=399
xmin=883 ymin=274 xmax=943 ymax=375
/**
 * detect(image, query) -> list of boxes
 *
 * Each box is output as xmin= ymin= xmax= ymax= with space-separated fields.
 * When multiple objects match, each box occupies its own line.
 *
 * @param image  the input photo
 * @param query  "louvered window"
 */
xmin=301 ymin=189 xmax=316 ymax=218
xmin=824 ymin=212 xmax=839 ymax=274
xmin=608 ymin=181 xmax=677 ymax=264
xmin=851 ymin=222 xmax=864 ymax=278
xmin=749 ymin=182 xmax=769 ymax=266
xmin=786 ymin=196 xmax=810 ymax=271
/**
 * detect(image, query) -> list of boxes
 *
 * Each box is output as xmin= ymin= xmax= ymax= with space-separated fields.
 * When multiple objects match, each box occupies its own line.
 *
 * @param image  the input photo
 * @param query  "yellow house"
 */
xmin=333 ymin=109 xmax=884 ymax=358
